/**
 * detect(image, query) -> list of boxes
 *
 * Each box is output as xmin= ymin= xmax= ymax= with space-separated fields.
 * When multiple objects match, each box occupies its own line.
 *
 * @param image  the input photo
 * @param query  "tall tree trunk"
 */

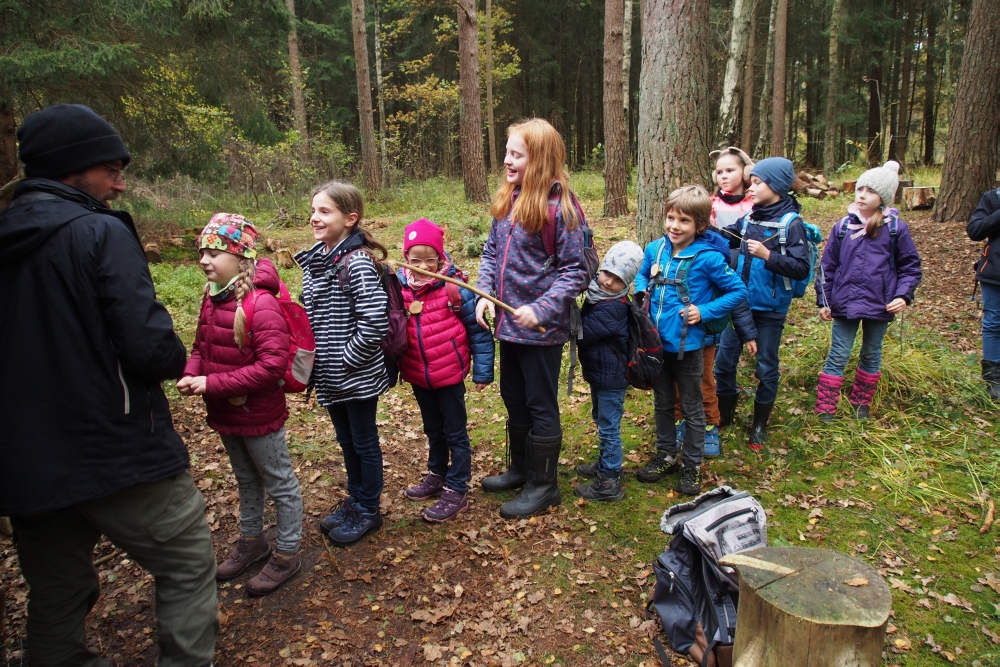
xmin=921 ymin=2 xmax=938 ymax=165
xmin=485 ymin=0 xmax=497 ymax=173
xmin=604 ymin=0 xmax=629 ymax=217
xmin=637 ymin=0 xmax=712 ymax=244
xmin=770 ymin=0 xmax=788 ymax=156
xmin=0 ymin=89 xmax=17 ymax=188
xmin=374 ymin=0 xmax=388 ymax=187
xmin=822 ymin=0 xmax=843 ymax=171
xmin=285 ymin=0 xmax=309 ymax=158
xmin=866 ymin=63 xmax=883 ymax=166
xmin=932 ymin=0 xmax=1000 ymax=222
xmin=755 ymin=0 xmax=778 ymax=158
xmin=740 ymin=0 xmax=758 ymax=151
xmin=717 ymin=0 xmax=756 ymax=146
xmin=351 ymin=0 xmax=381 ymax=194
xmin=893 ymin=5 xmax=915 ymax=166
xmin=457 ymin=0 xmax=489 ymax=203
xmin=623 ymin=0 xmax=634 ymax=114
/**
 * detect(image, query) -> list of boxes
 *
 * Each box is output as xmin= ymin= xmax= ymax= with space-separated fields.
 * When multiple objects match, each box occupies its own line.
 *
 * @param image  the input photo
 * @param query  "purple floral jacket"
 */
xmin=476 ymin=187 xmax=590 ymax=345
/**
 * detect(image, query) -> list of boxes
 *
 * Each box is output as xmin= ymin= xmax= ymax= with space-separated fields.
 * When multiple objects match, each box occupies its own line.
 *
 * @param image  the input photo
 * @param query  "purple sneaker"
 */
xmin=422 ymin=488 xmax=469 ymax=523
xmin=404 ymin=472 xmax=445 ymax=500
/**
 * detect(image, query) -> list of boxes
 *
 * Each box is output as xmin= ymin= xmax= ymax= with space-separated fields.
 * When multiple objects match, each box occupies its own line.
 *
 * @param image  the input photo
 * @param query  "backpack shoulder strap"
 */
xmin=445 ymin=281 xmax=462 ymax=314
xmin=886 ymin=211 xmax=899 ymax=271
xmin=836 ymin=216 xmax=851 ymax=240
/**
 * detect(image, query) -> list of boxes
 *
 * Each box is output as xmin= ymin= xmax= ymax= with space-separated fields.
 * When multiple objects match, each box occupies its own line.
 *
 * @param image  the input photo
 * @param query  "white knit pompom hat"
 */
xmin=856 ymin=160 xmax=901 ymax=208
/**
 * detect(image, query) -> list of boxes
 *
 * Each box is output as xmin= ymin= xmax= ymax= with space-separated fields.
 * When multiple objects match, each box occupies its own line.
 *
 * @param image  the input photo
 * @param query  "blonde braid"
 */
xmin=865 ymin=207 xmax=885 ymax=239
xmin=232 ymin=258 xmax=257 ymax=349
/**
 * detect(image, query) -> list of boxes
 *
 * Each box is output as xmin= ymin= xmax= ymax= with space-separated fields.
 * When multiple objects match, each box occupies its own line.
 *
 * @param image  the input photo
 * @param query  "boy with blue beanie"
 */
xmin=714 ymin=157 xmax=811 ymax=450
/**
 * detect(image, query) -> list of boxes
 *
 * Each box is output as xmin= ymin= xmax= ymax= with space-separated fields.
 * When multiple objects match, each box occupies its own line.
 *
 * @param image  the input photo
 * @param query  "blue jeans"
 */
xmin=327 ymin=397 xmax=383 ymax=513
xmin=982 ymin=282 xmax=1000 ymax=362
xmin=715 ymin=312 xmax=786 ymax=404
xmin=590 ymin=386 xmax=627 ymax=474
xmin=823 ymin=318 xmax=890 ymax=376
xmin=412 ymin=382 xmax=472 ymax=493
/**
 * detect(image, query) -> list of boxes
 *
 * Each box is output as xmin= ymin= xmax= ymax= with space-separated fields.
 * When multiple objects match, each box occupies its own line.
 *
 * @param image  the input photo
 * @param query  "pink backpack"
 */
xmin=242 ymin=281 xmax=316 ymax=393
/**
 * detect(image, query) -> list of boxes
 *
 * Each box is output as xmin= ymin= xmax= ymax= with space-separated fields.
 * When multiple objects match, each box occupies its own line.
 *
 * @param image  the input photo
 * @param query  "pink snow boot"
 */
xmin=815 ymin=373 xmax=844 ymax=422
xmin=849 ymin=368 xmax=881 ymax=420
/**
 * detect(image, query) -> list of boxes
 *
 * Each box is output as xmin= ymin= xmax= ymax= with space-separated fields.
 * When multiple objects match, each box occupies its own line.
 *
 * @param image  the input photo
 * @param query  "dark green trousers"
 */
xmin=11 ymin=472 xmax=217 ymax=667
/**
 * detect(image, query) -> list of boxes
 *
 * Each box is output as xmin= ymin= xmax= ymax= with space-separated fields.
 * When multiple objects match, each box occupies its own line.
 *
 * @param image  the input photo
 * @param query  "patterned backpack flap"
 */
xmin=242 ymin=281 xmax=316 ymax=393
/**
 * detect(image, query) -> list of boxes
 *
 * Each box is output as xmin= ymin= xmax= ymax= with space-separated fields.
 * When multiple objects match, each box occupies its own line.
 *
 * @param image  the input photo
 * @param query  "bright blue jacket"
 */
xmin=635 ymin=236 xmax=748 ymax=354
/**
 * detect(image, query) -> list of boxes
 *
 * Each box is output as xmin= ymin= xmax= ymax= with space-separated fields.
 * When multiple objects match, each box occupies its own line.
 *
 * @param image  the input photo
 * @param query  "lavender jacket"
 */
xmin=816 ymin=208 xmax=922 ymax=322
xmin=477 ymin=187 xmax=590 ymax=345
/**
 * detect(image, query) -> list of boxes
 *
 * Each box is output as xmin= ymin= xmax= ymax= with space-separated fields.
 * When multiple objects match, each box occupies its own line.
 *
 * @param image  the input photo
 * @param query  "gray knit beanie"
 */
xmin=600 ymin=241 xmax=644 ymax=286
xmin=856 ymin=160 xmax=900 ymax=208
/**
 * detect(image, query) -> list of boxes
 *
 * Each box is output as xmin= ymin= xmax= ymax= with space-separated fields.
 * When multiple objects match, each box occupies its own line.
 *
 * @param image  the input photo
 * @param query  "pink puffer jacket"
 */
xmin=184 ymin=258 xmax=290 ymax=436
xmin=399 ymin=277 xmax=470 ymax=390
xmin=711 ymin=191 xmax=754 ymax=229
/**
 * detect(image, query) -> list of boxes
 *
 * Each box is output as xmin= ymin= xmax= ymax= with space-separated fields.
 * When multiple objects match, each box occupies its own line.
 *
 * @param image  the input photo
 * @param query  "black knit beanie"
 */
xmin=17 ymin=104 xmax=131 ymax=179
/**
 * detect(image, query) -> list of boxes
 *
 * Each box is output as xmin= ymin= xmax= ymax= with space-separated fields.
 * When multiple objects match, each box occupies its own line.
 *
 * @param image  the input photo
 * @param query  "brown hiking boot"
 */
xmin=216 ymin=536 xmax=271 ymax=581
xmin=246 ymin=551 xmax=301 ymax=596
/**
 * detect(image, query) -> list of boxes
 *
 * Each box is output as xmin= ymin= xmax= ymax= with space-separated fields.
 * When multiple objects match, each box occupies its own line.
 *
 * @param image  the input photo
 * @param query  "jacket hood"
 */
xmin=253 ymin=257 xmax=281 ymax=294
xmin=750 ymin=194 xmax=802 ymax=221
xmin=0 ymin=178 xmax=135 ymax=264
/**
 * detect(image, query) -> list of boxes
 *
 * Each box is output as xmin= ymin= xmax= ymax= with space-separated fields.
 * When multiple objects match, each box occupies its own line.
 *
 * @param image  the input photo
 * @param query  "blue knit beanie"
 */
xmin=749 ymin=157 xmax=795 ymax=197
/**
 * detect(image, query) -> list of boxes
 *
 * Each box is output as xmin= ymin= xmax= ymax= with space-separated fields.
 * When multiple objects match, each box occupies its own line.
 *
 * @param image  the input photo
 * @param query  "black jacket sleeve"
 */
xmin=967 ymin=190 xmax=1000 ymax=242
xmin=95 ymin=215 xmax=187 ymax=381
xmin=763 ymin=219 xmax=811 ymax=281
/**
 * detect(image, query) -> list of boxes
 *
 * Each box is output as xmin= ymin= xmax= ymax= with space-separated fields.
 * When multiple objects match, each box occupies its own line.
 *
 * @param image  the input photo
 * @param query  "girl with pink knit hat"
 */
xmin=398 ymin=219 xmax=495 ymax=522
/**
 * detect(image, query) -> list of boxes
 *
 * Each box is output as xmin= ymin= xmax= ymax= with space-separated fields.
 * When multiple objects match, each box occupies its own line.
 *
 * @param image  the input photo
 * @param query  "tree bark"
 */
xmin=623 ymin=0 xmax=634 ymax=113
xmin=351 ymin=0 xmax=381 ymax=194
xmin=932 ymin=0 xmax=1000 ymax=222
xmin=485 ymin=0 xmax=498 ymax=173
xmin=921 ymin=2 xmax=939 ymax=166
xmin=717 ymin=0 xmax=756 ymax=147
xmin=286 ymin=0 xmax=309 ymax=158
xmin=603 ymin=0 xmax=629 ymax=217
xmin=740 ymin=0 xmax=758 ymax=152
xmin=755 ymin=0 xmax=778 ymax=158
xmin=770 ymin=0 xmax=788 ymax=156
xmin=822 ymin=0 xmax=843 ymax=171
xmin=637 ymin=0 xmax=712 ymax=244
xmin=0 ymin=89 xmax=18 ymax=189
xmin=457 ymin=0 xmax=489 ymax=203
xmin=374 ymin=0 xmax=388 ymax=187
xmin=866 ymin=64 xmax=883 ymax=167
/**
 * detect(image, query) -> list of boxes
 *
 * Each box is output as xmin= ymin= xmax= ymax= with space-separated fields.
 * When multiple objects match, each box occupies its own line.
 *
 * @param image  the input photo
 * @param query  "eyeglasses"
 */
xmin=405 ymin=255 xmax=441 ymax=268
xmin=102 ymin=164 xmax=127 ymax=181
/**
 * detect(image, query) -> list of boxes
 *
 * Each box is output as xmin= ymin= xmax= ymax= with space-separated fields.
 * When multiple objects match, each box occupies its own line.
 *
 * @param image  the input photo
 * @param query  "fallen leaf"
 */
xmin=411 ymin=602 xmax=458 ymax=625
xmin=893 ymin=637 xmax=912 ymax=651
xmin=422 ymin=643 xmax=443 ymax=661
xmin=843 ymin=577 xmax=869 ymax=587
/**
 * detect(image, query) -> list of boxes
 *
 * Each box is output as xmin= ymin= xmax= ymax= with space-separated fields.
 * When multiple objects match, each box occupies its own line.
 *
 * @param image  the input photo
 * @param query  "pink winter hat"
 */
xmin=403 ymin=218 xmax=445 ymax=258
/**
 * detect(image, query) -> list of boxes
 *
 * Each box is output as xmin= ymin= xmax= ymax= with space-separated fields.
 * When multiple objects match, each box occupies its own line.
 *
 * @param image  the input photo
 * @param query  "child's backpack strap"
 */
xmin=836 ymin=215 xmax=851 ymax=241
xmin=444 ymin=281 xmax=462 ymax=315
xmin=543 ymin=187 xmax=598 ymax=275
xmin=886 ymin=211 xmax=899 ymax=271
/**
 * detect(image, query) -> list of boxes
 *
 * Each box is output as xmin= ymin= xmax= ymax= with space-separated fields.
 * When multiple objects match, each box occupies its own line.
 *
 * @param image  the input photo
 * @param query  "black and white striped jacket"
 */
xmin=296 ymin=233 xmax=389 ymax=405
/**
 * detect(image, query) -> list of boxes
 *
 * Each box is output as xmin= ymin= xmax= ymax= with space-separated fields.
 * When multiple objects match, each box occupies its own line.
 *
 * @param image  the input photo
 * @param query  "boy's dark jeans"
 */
xmin=327 ymin=397 xmax=383 ymax=513
xmin=498 ymin=341 xmax=564 ymax=438
xmin=653 ymin=348 xmax=705 ymax=466
xmin=412 ymin=382 xmax=472 ymax=494
xmin=715 ymin=312 xmax=787 ymax=404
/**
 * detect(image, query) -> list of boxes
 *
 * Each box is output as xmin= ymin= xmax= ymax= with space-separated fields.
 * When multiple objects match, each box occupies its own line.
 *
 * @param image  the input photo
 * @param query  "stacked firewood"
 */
xmin=791 ymin=171 xmax=841 ymax=199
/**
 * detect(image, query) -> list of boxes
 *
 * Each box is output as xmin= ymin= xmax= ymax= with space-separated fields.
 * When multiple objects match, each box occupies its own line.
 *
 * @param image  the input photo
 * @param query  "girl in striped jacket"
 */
xmin=294 ymin=181 xmax=389 ymax=547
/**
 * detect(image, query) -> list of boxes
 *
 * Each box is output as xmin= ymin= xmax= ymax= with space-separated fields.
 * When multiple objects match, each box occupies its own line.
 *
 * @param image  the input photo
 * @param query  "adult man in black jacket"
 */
xmin=968 ymin=187 xmax=1000 ymax=400
xmin=0 ymin=105 xmax=216 ymax=667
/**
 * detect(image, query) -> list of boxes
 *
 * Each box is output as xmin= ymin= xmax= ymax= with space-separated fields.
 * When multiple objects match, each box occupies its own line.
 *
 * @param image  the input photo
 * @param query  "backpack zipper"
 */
xmin=703 ymin=506 xmax=758 ymax=532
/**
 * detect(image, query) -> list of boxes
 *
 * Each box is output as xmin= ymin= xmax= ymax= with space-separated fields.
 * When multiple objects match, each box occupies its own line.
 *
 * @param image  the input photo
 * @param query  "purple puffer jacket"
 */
xmin=817 ymin=208 xmax=922 ymax=321
xmin=476 ymin=185 xmax=590 ymax=345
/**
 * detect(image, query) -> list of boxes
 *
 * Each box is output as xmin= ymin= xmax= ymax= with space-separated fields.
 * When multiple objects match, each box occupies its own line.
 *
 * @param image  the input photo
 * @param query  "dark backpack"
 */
xmin=618 ymin=295 xmax=664 ymax=390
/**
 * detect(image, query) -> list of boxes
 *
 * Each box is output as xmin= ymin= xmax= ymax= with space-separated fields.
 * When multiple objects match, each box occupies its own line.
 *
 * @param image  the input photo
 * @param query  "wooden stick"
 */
xmin=389 ymin=260 xmax=546 ymax=333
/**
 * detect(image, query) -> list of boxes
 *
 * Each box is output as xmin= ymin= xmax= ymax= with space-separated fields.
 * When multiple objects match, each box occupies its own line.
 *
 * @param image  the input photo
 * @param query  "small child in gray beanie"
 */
xmin=856 ymin=160 xmax=901 ymax=210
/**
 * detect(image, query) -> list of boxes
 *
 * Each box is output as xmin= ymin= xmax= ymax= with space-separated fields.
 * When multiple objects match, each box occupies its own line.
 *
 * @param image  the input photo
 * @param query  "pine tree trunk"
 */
xmin=866 ymin=64 xmax=883 ymax=167
xmin=604 ymin=0 xmax=629 ymax=217
xmin=0 ymin=89 xmax=17 ymax=189
xmin=740 ymin=0 xmax=758 ymax=152
xmin=374 ymin=0 xmax=388 ymax=187
xmin=351 ymin=0 xmax=381 ymax=195
xmin=922 ymin=3 xmax=939 ymax=166
xmin=285 ymin=0 xmax=309 ymax=158
xmin=893 ymin=5 xmax=915 ymax=166
xmin=755 ymin=0 xmax=778 ymax=158
xmin=717 ymin=0 xmax=756 ymax=146
xmin=932 ymin=0 xmax=1000 ymax=222
xmin=822 ymin=0 xmax=843 ymax=171
xmin=637 ymin=0 xmax=711 ymax=244
xmin=485 ymin=0 xmax=498 ymax=173
xmin=770 ymin=0 xmax=788 ymax=157
xmin=457 ymin=0 xmax=489 ymax=203
xmin=623 ymin=0 xmax=634 ymax=114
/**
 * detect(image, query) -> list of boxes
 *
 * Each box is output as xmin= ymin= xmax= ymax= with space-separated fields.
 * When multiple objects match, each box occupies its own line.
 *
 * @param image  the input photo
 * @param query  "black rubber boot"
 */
xmin=574 ymin=469 xmax=625 ymax=502
xmin=983 ymin=360 xmax=1000 ymax=401
xmin=717 ymin=392 xmax=739 ymax=428
xmin=499 ymin=431 xmax=562 ymax=519
xmin=748 ymin=400 xmax=774 ymax=451
xmin=482 ymin=422 xmax=530 ymax=492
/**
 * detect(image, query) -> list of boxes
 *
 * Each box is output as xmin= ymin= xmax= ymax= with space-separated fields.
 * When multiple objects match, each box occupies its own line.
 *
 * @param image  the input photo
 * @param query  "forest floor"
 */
xmin=2 ymin=173 xmax=999 ymax=667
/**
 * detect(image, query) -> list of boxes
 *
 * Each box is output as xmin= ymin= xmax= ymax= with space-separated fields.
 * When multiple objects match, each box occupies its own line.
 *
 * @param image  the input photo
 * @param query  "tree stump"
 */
xmin=841 ymin=180 xmax=856 ymax=194
xmin=275 ymin=248 xmax=297 ymax=269
xmin=719 ymin=547 xmax=891 ymax=667
xmin=902 ymin=186 xmax=936 ymax=210
xmin=894 ymin=179 xmax=914 ymax=204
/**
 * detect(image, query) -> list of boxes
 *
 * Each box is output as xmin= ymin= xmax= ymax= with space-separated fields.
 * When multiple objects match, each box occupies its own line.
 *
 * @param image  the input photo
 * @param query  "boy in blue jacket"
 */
xmin=714 ymin=157 xmax=811 ymax=450
xmin=634 ymin=186 xmax=748 ymax=495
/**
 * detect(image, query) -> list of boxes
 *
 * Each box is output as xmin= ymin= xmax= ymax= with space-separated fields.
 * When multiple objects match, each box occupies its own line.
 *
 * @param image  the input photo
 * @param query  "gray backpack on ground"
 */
xmin=649 ymin=486 xmax=767 ymax=667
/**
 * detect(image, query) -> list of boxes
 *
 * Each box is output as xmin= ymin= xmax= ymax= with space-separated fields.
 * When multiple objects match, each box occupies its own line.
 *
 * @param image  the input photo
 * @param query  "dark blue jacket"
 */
xmin=578 ymin=297 xmax=629 ymax=390
xmin=703 ymin=228 xmax=758 ymax=345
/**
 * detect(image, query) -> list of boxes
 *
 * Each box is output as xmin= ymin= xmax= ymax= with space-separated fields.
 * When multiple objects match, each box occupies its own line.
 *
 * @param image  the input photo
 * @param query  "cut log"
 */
xmin=792 ymin=172 xmax=811 ymax=193
xmin=805 ymin=188 xmax=827 ymax=200
xmin=894 ymin=179 xmax=914 ymax=204
xmin=264 ymin=237 xmax=281 ymax=253
xmin=841 ymin=180 xmax=856 ymax=194
xmin=143 ymin=243 xmax=162 ymax=264
xmin=902 ymin=186 xmax=936 ymax=210
xmin=827 ymin=186 xmax=841 ymax=198
xmin=719 ymin=547 xmax=891 ymax=667
xmin=815 ymin=174 xmax=830 ymax=189
xmin=275 ymin=248 xmax=297 ymax=269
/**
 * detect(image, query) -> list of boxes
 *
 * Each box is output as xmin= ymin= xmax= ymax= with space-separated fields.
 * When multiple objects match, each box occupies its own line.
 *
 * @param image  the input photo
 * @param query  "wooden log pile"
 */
xmin=791 ymin=171 xmax=841 ymax=199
